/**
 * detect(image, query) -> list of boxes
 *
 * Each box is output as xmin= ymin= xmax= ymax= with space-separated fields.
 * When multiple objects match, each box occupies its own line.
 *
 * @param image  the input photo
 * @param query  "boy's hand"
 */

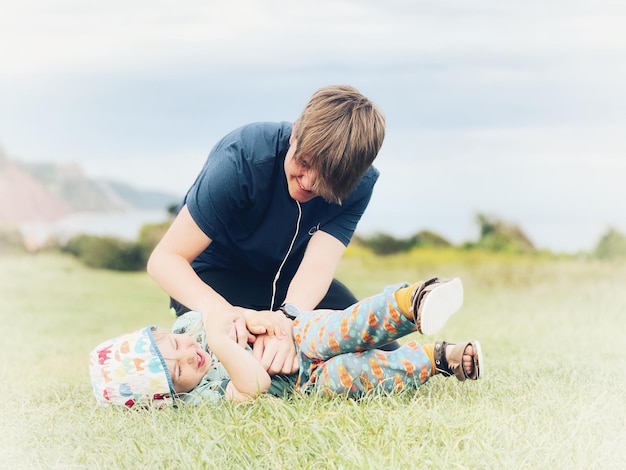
xmin=235 ymin=307 xmax=288 ymax=339
xmin=228 ymin=316 xmax=255 ymax=347
xmin=251 ymin=325 xmax=299 ymax=375
xmin=203 ymin=308 xmax=252 ymax=349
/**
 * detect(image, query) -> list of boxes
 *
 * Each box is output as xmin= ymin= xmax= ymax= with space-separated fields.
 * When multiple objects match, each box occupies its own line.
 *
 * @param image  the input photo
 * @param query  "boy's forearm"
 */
xmin=286 ymin=231 xmax=345 ymax=310
xmin=147 ymin=204 xmax=237 ymax=317
xmin=148 ymin=248 xmax=234 ymax=316
xmin=206 ymin=333 xmax=271 ymax=399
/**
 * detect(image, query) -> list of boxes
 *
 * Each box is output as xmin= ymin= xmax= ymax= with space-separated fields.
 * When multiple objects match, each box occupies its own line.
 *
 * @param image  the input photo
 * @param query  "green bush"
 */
xmin=137 ymin=221 xmax=171 ymax=260
xmin=63 ymin=234 xmax=92 ymax=257
xmin=63 ymin=234 xmax=145 ymax=271
xmin=61 ymin=219 xmax=172 ymax=271
xmin=355 ymin=213 xmax=539 ymax=256
xmin=355 ymin=229 xmax=452 ymax=256
xmin=593 ymin=228 xmax=626 ymax=259
xmin=466 ymin=213 xmax=535 ymax=254
xmin=356 ymin=232 xmax=411 ymax=255
xmin=408 ymin=230 xmax=452 ymax=248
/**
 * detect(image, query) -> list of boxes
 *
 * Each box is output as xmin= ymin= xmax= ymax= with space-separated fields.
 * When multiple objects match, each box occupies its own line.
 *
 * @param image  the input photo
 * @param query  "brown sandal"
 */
xmin=410 ymin=277 xmax=464 ymax=335
xmin=434 ymin=340 xmax=483 ymax=381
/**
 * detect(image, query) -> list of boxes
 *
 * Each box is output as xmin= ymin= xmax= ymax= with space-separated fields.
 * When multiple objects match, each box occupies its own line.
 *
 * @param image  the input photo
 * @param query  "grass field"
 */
xmin=1 ymin=250 xmax=625 ymax=469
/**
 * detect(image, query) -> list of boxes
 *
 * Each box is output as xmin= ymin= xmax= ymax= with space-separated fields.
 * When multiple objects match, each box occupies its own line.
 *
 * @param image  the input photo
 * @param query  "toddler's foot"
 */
xmin=434 ymin=340 xmax=483 ymax=381
xmin=410 ymin=278 xmax=463 ymax=335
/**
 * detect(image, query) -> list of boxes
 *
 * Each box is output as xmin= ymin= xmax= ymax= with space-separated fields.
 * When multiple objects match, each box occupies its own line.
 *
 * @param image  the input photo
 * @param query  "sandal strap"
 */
xmin=434 ymin=341 xmax=480 ymax=381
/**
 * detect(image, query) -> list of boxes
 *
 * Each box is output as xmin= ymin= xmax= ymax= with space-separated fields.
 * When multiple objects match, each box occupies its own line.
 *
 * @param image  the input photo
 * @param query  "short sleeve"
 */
xmin=320 ymin=166 xmax=379 ymax=246
xmin=185 ymin=141 xmax=253 ymax=241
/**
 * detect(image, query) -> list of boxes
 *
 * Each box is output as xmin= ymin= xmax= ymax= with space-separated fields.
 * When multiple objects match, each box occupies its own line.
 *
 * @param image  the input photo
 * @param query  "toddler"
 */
xmin=89 ymin=278 xmax=482 ymax=408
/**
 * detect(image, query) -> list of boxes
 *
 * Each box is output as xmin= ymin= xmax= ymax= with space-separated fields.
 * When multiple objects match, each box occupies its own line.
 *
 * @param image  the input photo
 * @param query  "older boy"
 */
xmin=147 ymin=85 xmax=386 ymax=376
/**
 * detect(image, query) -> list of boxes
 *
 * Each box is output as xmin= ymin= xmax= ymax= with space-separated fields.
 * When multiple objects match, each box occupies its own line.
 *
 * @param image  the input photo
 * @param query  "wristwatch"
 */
xmin=279 ymin=303 xmax=300 ymax=320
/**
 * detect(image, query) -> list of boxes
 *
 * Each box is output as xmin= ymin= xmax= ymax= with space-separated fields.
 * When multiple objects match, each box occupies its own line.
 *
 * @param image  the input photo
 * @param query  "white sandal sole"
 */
xmin=419 ymin=277 xmax=464 ymax=335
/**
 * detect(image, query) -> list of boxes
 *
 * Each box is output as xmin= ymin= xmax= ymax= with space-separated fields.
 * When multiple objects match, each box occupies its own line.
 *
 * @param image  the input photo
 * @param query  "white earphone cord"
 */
xmin=270 ymin=201 xmax=301 ymax=310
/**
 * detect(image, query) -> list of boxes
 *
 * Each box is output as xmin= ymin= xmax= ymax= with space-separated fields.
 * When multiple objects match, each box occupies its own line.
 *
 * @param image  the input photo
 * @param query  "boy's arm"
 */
xmin=253 ymin=230 xmax=345 ymax=375
xmin=284 ymin=230 xmax=346 ymax=310
xmin=205 ymin=321 xmax=271 ymax=403
xmin=151 ymin=206 xmax=294 ymax=346
xmin=148 ymin=206 xmax=237 ymax=319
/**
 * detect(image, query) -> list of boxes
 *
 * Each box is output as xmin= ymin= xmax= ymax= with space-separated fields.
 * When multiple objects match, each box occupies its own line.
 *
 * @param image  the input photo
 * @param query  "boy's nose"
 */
xmin=300 ymin=172 xmax=314 ymax=191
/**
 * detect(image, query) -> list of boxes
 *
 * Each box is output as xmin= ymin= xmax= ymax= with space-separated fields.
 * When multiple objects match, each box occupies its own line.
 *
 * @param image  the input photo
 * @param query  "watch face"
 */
xmin=281 ymin=303 xmax=300 ymax=319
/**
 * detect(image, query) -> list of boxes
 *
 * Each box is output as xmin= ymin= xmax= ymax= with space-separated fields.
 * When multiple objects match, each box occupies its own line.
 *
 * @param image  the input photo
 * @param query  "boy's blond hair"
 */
xmin=293 ymin=85 xmax=386 ymax=204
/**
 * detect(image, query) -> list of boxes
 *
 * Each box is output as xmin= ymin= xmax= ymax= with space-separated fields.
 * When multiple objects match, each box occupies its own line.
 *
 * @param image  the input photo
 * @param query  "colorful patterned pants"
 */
xmin=293 ymin=283 xmax=432 ymax=396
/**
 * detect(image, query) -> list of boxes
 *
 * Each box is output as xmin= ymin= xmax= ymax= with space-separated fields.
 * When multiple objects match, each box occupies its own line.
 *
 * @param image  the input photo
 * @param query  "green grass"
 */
xmin=1 ymin=250 xmax=625 ymax=469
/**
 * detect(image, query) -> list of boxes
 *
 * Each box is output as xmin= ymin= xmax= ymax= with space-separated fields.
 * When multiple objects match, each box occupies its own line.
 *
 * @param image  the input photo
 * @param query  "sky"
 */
xmin=1 ymin=0 xmax=625 ymax=252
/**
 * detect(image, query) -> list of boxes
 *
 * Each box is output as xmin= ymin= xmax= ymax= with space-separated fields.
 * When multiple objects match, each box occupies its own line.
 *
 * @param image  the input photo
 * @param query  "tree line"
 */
xmin=2 ymin=212 xmax=626 ymax=270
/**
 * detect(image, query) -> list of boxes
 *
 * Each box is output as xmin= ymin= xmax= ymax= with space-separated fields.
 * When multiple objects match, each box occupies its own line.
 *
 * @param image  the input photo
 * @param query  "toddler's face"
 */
xmin=157 ymin=333 xmax=212 ymax=393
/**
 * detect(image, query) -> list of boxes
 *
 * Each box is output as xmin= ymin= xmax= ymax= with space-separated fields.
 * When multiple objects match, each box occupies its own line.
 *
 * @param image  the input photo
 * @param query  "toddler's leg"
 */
xmin=294 ymin=284 xmax=417 ymax=361
xmin=307 ymin=341 xmax=432 ymax=396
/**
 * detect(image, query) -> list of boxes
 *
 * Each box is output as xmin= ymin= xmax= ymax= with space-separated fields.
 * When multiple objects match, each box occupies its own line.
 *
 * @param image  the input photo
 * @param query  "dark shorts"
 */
xmin=170 ymin=267 xmax=359 ymax=314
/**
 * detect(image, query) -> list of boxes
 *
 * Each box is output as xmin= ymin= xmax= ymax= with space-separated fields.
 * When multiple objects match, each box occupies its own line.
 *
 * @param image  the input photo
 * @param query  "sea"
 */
xmin=18 ymin=210 xmax=170 ymax=249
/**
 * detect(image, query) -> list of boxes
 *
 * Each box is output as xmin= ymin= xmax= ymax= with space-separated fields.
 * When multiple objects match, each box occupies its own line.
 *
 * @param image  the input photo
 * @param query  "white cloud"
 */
xmin=2 ymin=0 xmax=625 ymax=80
xmin=0 ymin=1 xmax=389 ymax=78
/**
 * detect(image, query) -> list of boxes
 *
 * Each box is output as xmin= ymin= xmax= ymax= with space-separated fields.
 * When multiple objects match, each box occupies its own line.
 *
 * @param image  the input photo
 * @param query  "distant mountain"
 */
xmin=0 ymin=154 xmax=181 ymax=224
xmin=0 ymin=157 xmax=70 ymax=224
xmin=106 ymin=180 xmax=182 ymax=211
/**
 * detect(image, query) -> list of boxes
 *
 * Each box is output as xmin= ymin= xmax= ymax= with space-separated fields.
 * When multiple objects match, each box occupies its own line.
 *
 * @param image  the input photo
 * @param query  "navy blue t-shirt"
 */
xmin=185 ymin=122 xmax=379 ymax=278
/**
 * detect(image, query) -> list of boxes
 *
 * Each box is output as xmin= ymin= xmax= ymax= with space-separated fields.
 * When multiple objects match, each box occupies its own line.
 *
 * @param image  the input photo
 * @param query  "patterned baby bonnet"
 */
xmin=89 ymin=326 xmax=177 ymax=408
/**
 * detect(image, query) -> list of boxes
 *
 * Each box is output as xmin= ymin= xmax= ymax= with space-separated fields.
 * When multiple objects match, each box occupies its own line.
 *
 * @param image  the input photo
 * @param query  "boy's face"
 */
xmin=284 ymin=137 xmax=319 ymax=203
xmin=157 ymin=333 xmax=212 ymax=394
